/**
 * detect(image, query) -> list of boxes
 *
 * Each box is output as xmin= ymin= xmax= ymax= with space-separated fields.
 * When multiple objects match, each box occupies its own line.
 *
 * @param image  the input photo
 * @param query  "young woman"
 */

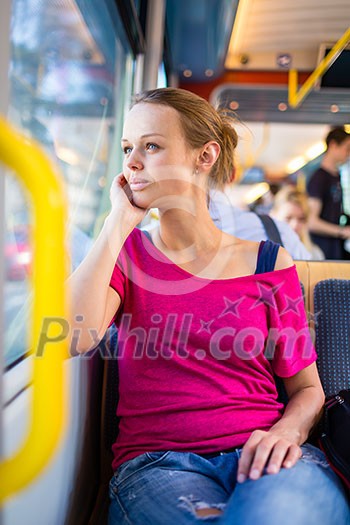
xmin=69 ymin=88 xmax=350 ymax=525
xmin=271 ymin=186 xmax=325 ymax=260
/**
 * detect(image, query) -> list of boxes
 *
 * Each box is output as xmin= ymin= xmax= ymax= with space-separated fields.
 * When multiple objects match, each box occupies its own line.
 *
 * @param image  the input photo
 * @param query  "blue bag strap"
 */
xmin=254 ymin=213 xmax=284 ymax=247
xmin=255 ymin=240 xmax=280 ymax=274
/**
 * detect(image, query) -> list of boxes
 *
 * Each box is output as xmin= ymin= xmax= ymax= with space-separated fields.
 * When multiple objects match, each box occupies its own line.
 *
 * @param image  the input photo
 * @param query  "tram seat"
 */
xmin=88 ymin=260 xmax=350 ymax=524
xmin=313 ymin=278 xmax=350 ymax=396
xmin=295 ymin=260 xmax=350 ymax=396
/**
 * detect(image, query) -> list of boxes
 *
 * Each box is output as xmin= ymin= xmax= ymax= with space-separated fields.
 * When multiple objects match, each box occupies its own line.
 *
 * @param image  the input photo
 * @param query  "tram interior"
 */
xmin=1 ymin=0 xmax=350 ymax=523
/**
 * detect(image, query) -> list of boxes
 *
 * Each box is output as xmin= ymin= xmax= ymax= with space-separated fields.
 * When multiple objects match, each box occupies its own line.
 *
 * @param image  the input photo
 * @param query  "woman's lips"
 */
xmin=129 ymin=179 xmax=151 ymax=191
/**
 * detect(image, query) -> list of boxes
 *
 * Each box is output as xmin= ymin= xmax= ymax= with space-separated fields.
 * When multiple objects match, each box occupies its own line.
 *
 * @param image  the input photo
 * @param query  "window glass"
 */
xmin=341 ymin=164 xmax=350 ymax=217
xmin=157 ymin=62 xmax=167 ymax=88
xmin=341 ymin=163 xmax=350 ymax=256
xmin=5 ymin=0 xmax=134 ymax=367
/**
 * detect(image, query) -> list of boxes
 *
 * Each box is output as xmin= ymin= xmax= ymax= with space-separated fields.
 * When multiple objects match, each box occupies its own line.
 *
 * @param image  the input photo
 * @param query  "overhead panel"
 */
xmin=166 ymin=0 xmax=239 ymax=81
xmin=213 ymin=84 xmax=350 ymax=124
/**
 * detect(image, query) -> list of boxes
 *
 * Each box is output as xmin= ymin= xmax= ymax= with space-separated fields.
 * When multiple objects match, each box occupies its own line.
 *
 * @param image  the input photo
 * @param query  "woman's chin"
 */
xmin=131 ymin=193 xmax=152 ymax=210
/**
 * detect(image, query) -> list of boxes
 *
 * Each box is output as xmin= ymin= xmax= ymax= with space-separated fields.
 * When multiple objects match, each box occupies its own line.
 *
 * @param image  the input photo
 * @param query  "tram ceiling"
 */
xmin=225 ymin=0 xmax=350 ymax=73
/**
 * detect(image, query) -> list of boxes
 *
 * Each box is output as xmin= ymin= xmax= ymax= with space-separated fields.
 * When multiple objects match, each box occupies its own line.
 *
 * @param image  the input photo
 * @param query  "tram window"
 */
xmin=4 ymin=0 xmax=135 ymax=368
xmin=341 ymin=164 xmax=350 ymax=217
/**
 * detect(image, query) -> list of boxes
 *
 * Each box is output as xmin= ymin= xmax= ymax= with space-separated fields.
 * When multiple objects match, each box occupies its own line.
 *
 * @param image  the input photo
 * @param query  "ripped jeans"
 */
xmin=108 ymin=444 xmax=350 ymax=525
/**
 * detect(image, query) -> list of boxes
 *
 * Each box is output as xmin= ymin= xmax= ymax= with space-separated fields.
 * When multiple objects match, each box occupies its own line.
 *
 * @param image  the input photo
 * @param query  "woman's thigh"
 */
xmin=108 ymin=451 xmax=236 ymax=525
xmin=222 ymin=444 xmax=350 ymax=525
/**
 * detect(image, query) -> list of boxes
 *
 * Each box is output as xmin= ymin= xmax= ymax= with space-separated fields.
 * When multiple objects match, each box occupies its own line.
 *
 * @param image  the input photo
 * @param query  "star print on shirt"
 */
xmin=197 ymin=319 xmax=214 ymax=334
xmin=250 ymin=282 xmax=284 ymax=310
xmin=280 ymin=295 xmax=304 ymax=316
xmin=218 ymin=296 xmax=245 ymax=319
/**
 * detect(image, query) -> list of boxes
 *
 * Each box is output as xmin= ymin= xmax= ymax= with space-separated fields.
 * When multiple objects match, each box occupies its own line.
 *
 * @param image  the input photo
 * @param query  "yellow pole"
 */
xmin=0 ymin=117 xmax=69 ymax=502
xmin=289 ymin=27 xmax=350 ymax=108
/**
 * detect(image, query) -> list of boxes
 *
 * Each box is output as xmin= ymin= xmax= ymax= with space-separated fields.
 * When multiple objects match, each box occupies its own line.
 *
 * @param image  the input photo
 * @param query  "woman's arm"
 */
xmin=68 ymin=174 xmax=146 ymax=353
xmin=237 ymin=362 xmax=324 ymax=484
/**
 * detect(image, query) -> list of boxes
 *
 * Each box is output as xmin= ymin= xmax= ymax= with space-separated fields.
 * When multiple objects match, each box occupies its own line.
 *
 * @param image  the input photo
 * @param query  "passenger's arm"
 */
xmin=68 ymin=174 xmax=147 ymax=353
xmin=237 ymin=363 xmax=324 ymax=483
xmin=308 ymin=197 xmax=350 ymax=239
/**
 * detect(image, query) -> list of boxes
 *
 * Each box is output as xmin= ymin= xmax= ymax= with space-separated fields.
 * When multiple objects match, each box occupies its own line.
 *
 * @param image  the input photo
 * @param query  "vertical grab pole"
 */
xmin=0 ymin=117 xmax=69 ymax=503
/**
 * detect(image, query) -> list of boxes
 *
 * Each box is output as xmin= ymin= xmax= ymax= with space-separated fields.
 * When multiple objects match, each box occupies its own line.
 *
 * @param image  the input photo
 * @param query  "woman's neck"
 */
xmin=158 ymin=209 xmax=221 ymax=252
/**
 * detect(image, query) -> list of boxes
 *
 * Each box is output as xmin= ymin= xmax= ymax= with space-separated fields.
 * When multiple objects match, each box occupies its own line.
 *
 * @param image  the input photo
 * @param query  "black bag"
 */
xmin=318 ymin=389 xmax=350 ymax=491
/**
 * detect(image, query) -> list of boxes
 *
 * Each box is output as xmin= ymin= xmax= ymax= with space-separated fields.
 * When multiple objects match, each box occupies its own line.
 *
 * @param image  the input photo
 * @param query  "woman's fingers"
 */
xmin=237 ymin=430 xmax=267 ymax=482
xmin=110 ymin=174 xmax=130 ymax=203
xmin=109 ymin=174 xmax=148 ymax=228
xmin=266 ymin=441 xmax=301 ymax=474
xmin=281 ymin=443 xmax=302 ymax=469
xmin=237 ymin=431 xmax=302 ymax=483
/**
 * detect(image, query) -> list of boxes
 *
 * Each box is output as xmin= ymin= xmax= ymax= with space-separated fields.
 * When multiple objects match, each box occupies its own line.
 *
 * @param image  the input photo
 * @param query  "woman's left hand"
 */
xmin=237 ymin=428 xmax=302 ymax=483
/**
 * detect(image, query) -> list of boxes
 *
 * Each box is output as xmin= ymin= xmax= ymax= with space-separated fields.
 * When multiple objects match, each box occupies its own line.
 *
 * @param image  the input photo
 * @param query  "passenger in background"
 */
xmin=270 ymin=186 xmax=324 ymax=260
xmin=69 ymin=88 xmax=349 ymax=525
xmin=307 ymin=126 xmax=350 ymax=259
xmin=209 ymin=188 xmax=312 ymax=260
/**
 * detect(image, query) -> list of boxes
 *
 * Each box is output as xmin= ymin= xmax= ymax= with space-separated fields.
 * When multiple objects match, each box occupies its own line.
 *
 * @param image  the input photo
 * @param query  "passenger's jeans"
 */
xmin=108 ymin=443 xmax=350 ymax=525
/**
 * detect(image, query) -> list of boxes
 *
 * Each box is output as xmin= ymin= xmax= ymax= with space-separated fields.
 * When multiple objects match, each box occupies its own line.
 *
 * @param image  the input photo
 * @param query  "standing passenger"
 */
xmin=69 ymin=88 xmax=350 ymax=525
xmin=307 ymin=126 xmax=350 ymax=259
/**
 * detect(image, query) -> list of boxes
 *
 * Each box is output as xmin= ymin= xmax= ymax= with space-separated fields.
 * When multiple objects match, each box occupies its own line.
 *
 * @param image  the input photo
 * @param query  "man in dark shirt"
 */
xmin=307 ymin=126 xmax=350 ymax=259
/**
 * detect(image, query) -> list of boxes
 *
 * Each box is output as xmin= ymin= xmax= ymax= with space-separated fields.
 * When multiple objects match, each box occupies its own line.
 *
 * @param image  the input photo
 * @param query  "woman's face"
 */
xmin=121 ymin=102 xmax=198 ymax=211
xmin=274 ymin=202 xmax=306 ymax=238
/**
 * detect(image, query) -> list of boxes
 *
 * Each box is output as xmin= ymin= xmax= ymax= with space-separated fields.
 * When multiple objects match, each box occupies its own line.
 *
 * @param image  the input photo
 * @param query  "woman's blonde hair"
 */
xmin=132 ymin=87 xmax=238 ymax=189
xmin=272 ymin=185 xmax=310 ymax=220
xmin=272 ymin=185 xmax=319 ymax=252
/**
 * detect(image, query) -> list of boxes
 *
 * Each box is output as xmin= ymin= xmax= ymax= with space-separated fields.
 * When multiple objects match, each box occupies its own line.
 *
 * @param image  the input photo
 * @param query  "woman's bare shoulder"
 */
xmin=275 ymin=246 xmax=294 ymax=271
xmin=221 ymin=234 xmax=260 ymax=273
xmin=223 ymin=234 xmax=294 ymax=273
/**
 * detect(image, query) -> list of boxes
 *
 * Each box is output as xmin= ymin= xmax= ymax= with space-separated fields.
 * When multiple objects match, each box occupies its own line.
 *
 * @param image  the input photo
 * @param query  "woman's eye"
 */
xmin=123 ymin=146 xmax=132 ymax=154
xmin=146 ymin=143 xmax=158 ymax=151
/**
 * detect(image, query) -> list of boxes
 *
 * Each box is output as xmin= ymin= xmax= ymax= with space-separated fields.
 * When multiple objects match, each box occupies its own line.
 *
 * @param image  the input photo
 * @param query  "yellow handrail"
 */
xmin=0 ymin=117 xmax=69 ymax=503
xmin=289 ymin=27 xmax=350 ymax=108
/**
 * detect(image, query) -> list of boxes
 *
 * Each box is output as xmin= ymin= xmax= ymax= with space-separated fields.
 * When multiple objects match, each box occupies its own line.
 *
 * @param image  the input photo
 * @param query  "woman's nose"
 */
xmin=126 ymin=150 xmax=143 ymax=171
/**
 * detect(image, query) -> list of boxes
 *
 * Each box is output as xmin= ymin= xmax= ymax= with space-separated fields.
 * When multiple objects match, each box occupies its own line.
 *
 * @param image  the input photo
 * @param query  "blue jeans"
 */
xmin=108 ymin=444 xmax=350 ymax=525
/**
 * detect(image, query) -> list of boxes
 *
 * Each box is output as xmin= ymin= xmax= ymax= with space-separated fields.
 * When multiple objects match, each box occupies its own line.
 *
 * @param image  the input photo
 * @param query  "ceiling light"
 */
xmin=285 ymin=142 xmax=326 ymax=175
xmin=286 ymin=156 xmax=306 ymax=174
xmin=305 ymin=141 xmax=326 ymax=160
xmin=183 ymin=69 xmax=192 ymax=78
xmin=244 ymin=182 xmax=270 ymax=205
xmin=229 ymin=100 xmax=239 ymax=110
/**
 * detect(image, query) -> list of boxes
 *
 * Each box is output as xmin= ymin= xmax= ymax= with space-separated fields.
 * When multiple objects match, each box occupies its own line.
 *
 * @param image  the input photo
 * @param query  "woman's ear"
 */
xmin=197 ymin=141 xmax=220 ymax=172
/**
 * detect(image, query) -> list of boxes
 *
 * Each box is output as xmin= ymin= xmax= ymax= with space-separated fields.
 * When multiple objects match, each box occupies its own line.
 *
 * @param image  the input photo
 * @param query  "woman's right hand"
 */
xmin=109 ymin=173 xmax=148 ymax=227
